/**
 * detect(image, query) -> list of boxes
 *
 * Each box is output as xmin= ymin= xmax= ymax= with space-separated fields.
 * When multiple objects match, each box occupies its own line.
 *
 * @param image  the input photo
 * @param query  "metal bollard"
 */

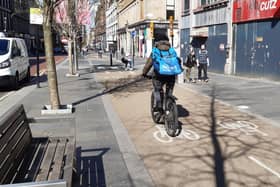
xmin=110 ymin=52 xmax=113 ymax=66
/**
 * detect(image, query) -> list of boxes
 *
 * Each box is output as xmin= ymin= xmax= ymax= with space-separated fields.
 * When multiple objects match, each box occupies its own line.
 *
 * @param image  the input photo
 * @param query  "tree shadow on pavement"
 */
xmin=73 ymin=147 xmax=109 ymax=187
xmin=141 ymin=84 xmax=280 ymax=187
xmin=73 ymin=76 xmax=151 ymax=106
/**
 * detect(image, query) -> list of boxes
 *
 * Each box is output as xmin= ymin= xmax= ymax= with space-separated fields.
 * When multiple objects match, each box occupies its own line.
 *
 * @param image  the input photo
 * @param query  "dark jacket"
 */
xmin=184 ymin=53 xmax=196 ymax=68
xmin=142 ymin=40 xmax=174 ymax=76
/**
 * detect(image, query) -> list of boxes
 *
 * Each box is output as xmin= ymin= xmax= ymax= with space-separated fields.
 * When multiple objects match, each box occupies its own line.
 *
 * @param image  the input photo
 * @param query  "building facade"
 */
xmin=0 ymin=0 xmax=12 ymax=34
xmin=95 ymin=0 xmax=106 ymax=50
xmin=0 ymin=0 xmax=41 ymax=54
xmin=106 ymin=0 xmax=118 ymax=52
xmin=180 ymin=0 xmax=230 ymax=73
xmin=180 ymin=0 xmax=280 ymax=80
xmin=232 ymin=0 xmax=280 ymax=80
xmin=117 ymin=0 xmax=179 ymax=58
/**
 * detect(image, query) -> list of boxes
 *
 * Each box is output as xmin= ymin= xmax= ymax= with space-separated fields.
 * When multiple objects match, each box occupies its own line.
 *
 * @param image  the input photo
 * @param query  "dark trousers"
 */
xmin=198 ymin=63 xmax=208 ymax=80
xmin=152 ymin=76 xmax=175 ymax=108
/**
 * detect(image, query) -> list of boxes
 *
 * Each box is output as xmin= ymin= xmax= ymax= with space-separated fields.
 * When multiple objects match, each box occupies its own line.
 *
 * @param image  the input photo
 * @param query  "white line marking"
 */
xmin=248 ymin=156 xmax=280 ymax=178
xmin=238 ymin=105 xmax=249 ymax=109
xmin=0 ymin=92 xmax=14 ymax=102
xmin=153 ymin=125 xmax=200 ymax=143
xmin=219 ymin=121 xmax=268 ymax=136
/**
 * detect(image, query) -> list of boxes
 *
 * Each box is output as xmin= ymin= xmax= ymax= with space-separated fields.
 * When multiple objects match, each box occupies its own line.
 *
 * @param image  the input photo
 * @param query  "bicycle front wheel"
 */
xmin=164 ymin=97 xmax=178 ymax=137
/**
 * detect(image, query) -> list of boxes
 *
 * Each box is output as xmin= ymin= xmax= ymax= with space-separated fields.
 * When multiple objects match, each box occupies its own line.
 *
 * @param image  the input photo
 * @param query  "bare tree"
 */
xmin=42 ymin=0 xmax=62 ymax=109
xmin=54 ymin=0 xmax=76 ymax=75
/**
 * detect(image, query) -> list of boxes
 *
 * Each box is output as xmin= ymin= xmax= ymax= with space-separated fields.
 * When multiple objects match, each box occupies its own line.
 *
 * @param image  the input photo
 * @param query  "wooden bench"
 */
xmin=0 ymin=104 xmax=75 ymax=187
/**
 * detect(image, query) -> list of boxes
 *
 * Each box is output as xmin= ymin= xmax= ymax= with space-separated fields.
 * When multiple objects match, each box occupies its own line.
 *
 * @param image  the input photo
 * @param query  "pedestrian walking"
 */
xmin=197 ymin=44 xmax=210 ymax=82
xmin=183 ymin=47 xmax=196 ymax=83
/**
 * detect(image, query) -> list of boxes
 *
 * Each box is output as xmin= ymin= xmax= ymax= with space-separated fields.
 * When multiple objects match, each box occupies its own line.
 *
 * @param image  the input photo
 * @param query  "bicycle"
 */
xmin=144 ymin=75 xmax=180 ymax=137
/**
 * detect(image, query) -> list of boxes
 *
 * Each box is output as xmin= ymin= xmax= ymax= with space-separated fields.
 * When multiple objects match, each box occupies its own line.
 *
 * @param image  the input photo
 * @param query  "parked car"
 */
xmin=0 ymin=36 xmax=30 ymax=89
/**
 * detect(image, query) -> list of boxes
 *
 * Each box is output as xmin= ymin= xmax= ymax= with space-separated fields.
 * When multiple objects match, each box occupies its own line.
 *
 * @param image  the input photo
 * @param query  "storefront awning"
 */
xmin=190 ymin=27 xmax=208 ymax=37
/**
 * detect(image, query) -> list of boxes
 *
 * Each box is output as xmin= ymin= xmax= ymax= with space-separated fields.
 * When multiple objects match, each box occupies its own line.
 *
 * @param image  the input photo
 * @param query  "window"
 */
xmin=166 ymin=0 xmax=175 ymax=20
xmin=0 ymin=39 xmax=10 ymax=55
xmin=184 ymin=0 xmax=190 ymax=11
xmin=12 ymin=41 xmax=20 ymax=57
xmin=167 ymin=10 xmax=174 ymax=20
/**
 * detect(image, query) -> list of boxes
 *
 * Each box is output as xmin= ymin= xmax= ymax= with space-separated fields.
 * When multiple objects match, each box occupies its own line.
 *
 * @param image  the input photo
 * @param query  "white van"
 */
xmin=0 ymin=37 xmax=30 ymax=89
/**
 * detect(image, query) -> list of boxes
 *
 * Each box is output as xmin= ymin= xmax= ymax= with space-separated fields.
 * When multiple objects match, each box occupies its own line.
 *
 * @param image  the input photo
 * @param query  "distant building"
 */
xmin=95 ymin=0 xmax=106 ymax=50
xmin=117 ymin=0 xmax=179 ymax=58
xmin=232 ymin=0 xmax=280 ymax=80
xmin=0 ymin=0 xmax=42 ymax=55
xmin=106 ymin=0 xmax=118 ymax=52
xmin=180 ymin=0 xmax=280 ymax=80
xmin=180 ymin=0 xmax=230 ymax=74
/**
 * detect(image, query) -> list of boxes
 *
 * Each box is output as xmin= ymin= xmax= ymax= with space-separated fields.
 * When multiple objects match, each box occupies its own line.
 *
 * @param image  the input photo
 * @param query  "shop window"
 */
xmin=166 ymin=10 xmax=174 ymax=20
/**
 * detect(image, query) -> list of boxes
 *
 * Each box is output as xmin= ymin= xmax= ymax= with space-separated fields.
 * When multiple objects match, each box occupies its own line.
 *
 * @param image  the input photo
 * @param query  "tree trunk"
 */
xmin=73 ymin=34 xmax=78 ymax=73
xmin=43 ymin=2 xmax=61 ymax=110
xmin=68 ymin=39 xmax=74 ymax=75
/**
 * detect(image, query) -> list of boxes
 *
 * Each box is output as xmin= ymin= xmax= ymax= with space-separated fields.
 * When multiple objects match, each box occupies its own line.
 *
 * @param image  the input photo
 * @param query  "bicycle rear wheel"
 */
xmin=151 ymin=93 xmax=163 ymax=124
xmin=164 ymin=97 xmax=178 ymax=137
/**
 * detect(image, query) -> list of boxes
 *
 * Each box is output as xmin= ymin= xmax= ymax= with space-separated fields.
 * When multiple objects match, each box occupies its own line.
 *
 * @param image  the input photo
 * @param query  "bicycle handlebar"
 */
xmin=143 ymin=74 xmax=153 ymax=79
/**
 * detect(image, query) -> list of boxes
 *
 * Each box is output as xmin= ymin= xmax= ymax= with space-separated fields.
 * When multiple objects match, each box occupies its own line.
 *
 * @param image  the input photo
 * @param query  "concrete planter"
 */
xmin=41 ymin=104 xmax=73 ymax=115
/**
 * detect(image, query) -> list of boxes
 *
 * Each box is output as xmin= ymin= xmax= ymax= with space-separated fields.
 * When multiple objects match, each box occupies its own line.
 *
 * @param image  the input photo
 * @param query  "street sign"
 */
xmin=30 ymin=8 xmax=43 ymax=25
xmin=131 ymin=30 xmax=136 ymax=38
xmin=169 ymin=16 xmax=174 ymax=37
xmin=150 ymin=22 xmax=154 ymax=38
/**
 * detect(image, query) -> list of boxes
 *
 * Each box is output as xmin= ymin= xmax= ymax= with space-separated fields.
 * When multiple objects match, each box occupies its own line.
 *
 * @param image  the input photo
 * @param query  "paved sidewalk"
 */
xmin=180 ymin=70 xmax=280 ymax=127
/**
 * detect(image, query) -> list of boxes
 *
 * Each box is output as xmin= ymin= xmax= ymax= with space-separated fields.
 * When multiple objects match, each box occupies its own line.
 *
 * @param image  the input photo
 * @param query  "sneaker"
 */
xmin=204 ymin=79 xmax=209 ymax=82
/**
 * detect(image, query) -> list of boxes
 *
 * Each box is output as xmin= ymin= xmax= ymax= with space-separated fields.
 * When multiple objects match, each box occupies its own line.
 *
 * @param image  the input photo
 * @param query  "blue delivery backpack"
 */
xmin=152 ymin=47 xmax=183 ymax=76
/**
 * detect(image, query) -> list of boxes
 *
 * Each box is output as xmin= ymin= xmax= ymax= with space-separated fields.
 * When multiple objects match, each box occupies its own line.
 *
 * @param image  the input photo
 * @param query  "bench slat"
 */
xmin=48 ymin=138 xmax=67 ymax=181
xmin=35 ymin=139 xmax=58 ymax=182
xmin=62 ymin=137 xmax=75 ymax=187
xmin=0 ymin=129 xmax=32 ymax=184
xmin=12 ymin=138 xmax=49 ymax=183
xmin=0 ymin=114 xmax=27 ymax=154
xmin=0 ymin=105 xmax=25 ymax=136
xmin=0 ymin=119 xmax=30 ymax=166
xmin=0 ymin=105 xmax=76 ymax=186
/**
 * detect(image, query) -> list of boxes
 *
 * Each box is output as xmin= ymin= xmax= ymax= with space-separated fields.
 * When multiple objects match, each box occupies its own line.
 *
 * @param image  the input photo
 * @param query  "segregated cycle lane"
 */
xmin=95 ymin=69 xmax=280 ymax=187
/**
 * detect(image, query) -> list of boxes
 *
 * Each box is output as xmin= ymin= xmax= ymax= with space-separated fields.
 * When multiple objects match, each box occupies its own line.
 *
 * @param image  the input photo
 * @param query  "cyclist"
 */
xmin=142 ymin=33 xmax=180 ymax=112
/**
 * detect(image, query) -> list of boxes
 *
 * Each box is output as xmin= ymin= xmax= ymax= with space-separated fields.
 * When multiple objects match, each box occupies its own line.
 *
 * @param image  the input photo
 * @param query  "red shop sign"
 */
xmin=233 ymin=0 xmax=280 ymax=23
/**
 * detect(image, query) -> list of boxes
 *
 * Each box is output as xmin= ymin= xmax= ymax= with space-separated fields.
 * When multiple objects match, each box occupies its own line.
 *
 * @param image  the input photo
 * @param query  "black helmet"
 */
xmin=154 ymin=33 xmax=169 ymax=42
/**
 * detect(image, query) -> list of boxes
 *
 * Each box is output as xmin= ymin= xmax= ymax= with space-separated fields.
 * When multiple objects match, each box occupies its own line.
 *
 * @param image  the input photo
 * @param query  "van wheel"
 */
xmin=12 ymin=74 xmax=19 ymax=90
xmin=24 ymin=67 xmax=31 ymax=82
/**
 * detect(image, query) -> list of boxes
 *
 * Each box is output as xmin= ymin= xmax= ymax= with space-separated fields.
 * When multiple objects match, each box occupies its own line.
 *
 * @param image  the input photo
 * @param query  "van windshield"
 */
xmin=0 ymin=39 xmax=10 ymax=55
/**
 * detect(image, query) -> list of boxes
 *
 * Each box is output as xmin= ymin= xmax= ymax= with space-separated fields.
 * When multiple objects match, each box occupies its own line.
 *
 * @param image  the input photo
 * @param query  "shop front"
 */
xmin=233 ymin=0 xmax=280 ymax=80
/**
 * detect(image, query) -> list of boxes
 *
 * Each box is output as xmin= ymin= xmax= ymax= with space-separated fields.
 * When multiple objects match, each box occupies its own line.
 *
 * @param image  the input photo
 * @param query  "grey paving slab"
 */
xmin=181 ymin=72 xmax=280 ymax=127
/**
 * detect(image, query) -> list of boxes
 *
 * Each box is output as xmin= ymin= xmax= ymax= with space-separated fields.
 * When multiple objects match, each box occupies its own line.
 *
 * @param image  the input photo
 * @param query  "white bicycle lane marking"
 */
xmin=248 ymin=156 xmax=280 ymax=179
xmin=218 ymin=120 xmax=268 ymax=137
xmin=153 ymin=125 xmax=200 ymax=143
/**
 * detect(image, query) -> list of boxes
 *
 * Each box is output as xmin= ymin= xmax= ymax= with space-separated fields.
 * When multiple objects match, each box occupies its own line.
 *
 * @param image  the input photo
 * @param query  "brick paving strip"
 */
xmin=29 ymin=55 xmax=67 ymax=76
xmin=95 ymin=70 xmax=280 ymax=187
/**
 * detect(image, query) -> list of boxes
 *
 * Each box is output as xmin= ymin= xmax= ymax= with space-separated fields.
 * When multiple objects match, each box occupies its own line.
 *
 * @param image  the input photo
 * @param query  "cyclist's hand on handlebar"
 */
xmin=143 ymin=74 xmax=152 ymax=79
